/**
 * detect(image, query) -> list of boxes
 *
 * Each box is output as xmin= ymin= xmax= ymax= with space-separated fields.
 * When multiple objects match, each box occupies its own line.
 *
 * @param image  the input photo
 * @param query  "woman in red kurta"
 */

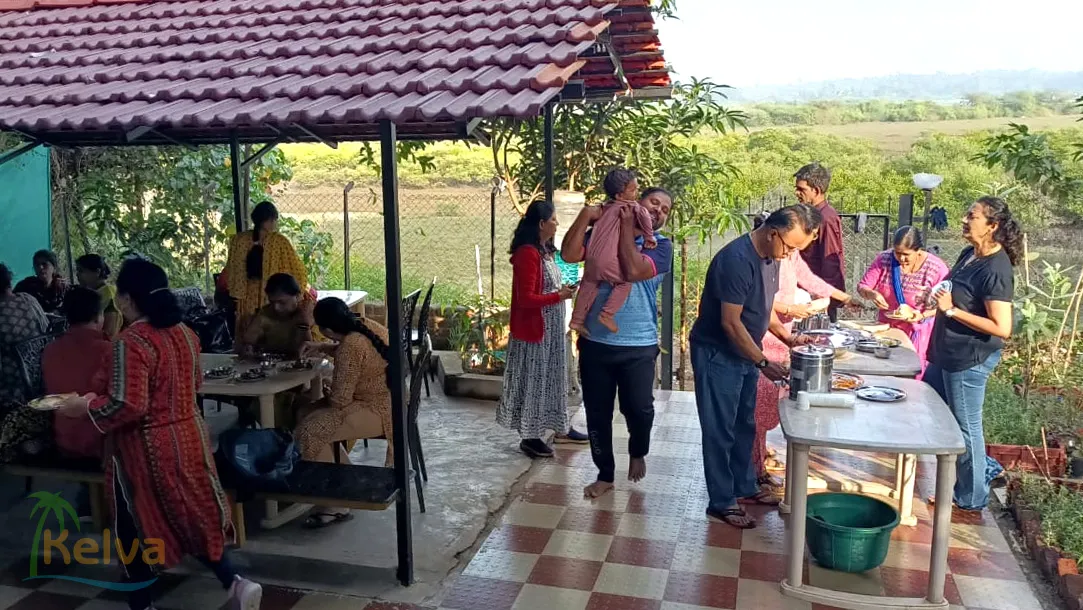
xmin=60 ymin=259 xmax=261 ymax=610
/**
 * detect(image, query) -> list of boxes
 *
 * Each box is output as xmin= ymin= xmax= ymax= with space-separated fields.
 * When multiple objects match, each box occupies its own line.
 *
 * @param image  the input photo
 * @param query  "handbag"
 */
xmin=185 ymin=310 xmax=234 ymax=354
xmin=216 ymin=427 xmax=299 ymax=482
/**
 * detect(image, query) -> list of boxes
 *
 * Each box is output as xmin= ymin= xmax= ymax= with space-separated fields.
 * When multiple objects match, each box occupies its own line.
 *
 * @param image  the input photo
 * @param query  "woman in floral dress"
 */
xmin=59 ymin=258 xmax=261 ymax=610
xmin=497 ymin=200 xmax=580 ymax=458
xmin=0 ymin=263 xmax=48 ymax=403
xmin=858 ymin=226 xmax=949 ymax=377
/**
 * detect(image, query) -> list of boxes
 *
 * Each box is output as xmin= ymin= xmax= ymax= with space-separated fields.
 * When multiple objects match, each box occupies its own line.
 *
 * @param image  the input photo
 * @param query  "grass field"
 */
xmin=792 ymin=114 xmax=1081 ymax=154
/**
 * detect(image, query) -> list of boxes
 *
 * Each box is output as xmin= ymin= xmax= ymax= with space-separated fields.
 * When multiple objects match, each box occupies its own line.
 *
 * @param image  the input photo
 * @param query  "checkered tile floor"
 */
xmin=0 ymin=390 xmax=1046 ymax=610
xmin=0 ymin=556 xmax=433 ymax=610
xmin=435 ymin=391 xmax=1045 ymax=610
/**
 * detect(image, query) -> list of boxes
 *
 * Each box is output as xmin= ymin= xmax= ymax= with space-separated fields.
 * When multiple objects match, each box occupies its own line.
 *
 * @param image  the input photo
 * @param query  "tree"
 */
xmin=28 ymin=491 xmax=78 ymax=578
xmin=53 ymin=145 xmax=292 ymax=289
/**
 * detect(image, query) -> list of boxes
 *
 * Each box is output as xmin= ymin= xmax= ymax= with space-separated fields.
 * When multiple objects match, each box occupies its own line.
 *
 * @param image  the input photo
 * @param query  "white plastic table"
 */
xmin=778 ymin=376 xmax=965 ymax=609
xmin=316 ymin=289 xmax=368 ymax=316
xmin=821 ymin=328 xmax=923 ymax=525
xmin=199 ymin=353 xmax=325 ymax=528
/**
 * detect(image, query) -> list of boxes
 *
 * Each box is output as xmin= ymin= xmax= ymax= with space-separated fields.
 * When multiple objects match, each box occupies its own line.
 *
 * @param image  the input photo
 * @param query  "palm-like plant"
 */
xmin=28 ymin=491 xmax=79 ymax=578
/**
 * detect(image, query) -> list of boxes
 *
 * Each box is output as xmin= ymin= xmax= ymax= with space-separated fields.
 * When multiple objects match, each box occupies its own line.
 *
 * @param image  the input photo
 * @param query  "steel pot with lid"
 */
xmin=789 ymin=344 xmax=834 ymax=400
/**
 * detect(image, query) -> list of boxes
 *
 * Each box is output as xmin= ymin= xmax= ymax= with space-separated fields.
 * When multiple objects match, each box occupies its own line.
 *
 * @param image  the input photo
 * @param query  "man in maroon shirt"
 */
xmin=794 ymin=162 xmax=846 ymax=321
xmin=43 ymin=286 xmax=110 ymax=459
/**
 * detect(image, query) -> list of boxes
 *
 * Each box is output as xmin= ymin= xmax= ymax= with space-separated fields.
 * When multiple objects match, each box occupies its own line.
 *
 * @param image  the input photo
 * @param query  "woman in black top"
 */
xmin=925 ymin=196 xmax=1020 ymax=511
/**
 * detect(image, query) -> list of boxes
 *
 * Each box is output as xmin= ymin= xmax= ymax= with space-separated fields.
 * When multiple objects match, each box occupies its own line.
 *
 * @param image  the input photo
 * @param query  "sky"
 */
xmin=656 ymin=0 xmax=1083 ymax=88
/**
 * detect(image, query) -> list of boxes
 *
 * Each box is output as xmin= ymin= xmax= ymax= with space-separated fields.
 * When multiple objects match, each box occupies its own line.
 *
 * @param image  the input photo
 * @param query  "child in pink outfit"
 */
xmin=570 ymin=171 xmax=656 ymax=335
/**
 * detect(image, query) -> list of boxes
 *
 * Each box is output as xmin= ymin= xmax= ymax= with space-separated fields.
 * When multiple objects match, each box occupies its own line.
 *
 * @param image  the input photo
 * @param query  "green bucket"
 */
xmin=805 ymin=492 xmax=900 ymax=573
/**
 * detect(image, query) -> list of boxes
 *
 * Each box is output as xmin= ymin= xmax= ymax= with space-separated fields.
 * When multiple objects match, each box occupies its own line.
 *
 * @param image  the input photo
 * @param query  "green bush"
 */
xmin=983 ymin=377 xmax=1083 ymax=446
xmin=1017 ymin=474 xmax=1083 ymax=562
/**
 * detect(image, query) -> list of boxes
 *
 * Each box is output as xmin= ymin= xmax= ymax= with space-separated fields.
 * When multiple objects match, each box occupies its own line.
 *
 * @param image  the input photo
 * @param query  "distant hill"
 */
xmin=731 ymin=70 xmax=1083 ymax=103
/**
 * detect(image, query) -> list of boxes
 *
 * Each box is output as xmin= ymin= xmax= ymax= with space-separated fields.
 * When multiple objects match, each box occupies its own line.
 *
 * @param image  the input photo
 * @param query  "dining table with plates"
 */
xmin=198 ymin=352 xmax=329 ymax=529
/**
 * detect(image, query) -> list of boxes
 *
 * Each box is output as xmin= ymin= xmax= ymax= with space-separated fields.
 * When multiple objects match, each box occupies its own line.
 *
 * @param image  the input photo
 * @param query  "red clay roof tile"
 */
xmin=0 ymin=0 xmax=668 ymax=145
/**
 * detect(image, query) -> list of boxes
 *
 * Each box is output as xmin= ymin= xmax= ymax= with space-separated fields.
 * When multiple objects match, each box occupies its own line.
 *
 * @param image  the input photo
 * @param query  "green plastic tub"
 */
xmin=805 ymin=492 xmax=900 ymax=573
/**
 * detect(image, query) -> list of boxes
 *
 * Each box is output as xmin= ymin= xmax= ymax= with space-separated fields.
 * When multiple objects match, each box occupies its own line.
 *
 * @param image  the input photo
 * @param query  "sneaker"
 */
xmin=554 ymin=427 xmax=589 ymax=444
xmin=519 ymin=439 xmax=554 ymax=458
xmin=227 ymin=576 xmax=263 ymax=610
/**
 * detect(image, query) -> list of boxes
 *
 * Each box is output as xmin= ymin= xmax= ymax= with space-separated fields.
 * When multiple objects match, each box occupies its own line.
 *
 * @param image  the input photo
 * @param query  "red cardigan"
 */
xmin=509 ymin=245 xmax=561 ymax=343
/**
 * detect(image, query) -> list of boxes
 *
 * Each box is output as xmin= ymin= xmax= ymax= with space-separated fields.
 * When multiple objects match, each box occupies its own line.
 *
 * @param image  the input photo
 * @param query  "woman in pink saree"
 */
xmin=752 ymin=217 xmax=852 ymax=489
xmin=856 ymin=226 xmax=949 ymax=379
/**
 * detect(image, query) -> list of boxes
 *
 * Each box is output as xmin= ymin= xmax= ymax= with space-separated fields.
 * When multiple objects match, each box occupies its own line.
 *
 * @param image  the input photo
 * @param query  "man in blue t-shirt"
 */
xmin=562 ymin=186 xmax=674 ymax=499
xmin=689 ymin=205 xmax=818 ymax=529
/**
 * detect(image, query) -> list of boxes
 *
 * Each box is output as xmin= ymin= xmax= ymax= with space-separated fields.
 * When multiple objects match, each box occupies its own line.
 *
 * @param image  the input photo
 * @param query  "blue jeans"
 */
xmin=924 ymin=350 xmax=1002 ymax=510
xmin=691 ymin=342 xmax=761 ymax=512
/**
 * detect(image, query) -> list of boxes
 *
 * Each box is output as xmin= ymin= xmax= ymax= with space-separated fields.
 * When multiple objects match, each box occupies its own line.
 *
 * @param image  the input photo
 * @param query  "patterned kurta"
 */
xmin=296 ymin=320 xmax=393 ymax=465
xmin=0 ymin=293 xmax=48 ymax=402
xmin=497 ymin=254 xmax=568 ymax=439
xmin=225 ymin=230 xmax=309 ymax=340
xmin=87 ymin=321 xmax=233 ymax=571
xmin=858 ymin=250 xmax=950 ymax=376
xmin=753 ymin=252 xmax=837 ymax=476
xmin=14 ymin=274 xmax=69 ymax=314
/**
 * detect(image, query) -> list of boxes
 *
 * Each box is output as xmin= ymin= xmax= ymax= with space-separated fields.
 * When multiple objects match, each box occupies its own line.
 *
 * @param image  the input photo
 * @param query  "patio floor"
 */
xmin=0 ymin=389 xmax=1049 ymax=609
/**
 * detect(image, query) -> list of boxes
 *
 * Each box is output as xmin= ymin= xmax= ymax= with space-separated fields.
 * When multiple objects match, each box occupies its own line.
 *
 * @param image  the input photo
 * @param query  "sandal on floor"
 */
xmin=303 ymin=511 xmax=354 ymax=529
xmin=707 ymin=507 xmax=756 ymax=529
xmin=764 ymin=457 xmax=786 ymax=471
xmin=739 ymin=489 xmax=782 ymax=506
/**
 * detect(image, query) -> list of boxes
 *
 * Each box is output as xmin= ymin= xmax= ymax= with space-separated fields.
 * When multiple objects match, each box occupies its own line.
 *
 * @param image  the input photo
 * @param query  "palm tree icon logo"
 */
xmin=28 ymin=491 xmax=79 ymax=578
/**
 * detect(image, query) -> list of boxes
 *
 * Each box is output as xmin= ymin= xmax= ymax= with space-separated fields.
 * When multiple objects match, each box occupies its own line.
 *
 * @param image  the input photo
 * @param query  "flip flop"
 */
xmin=739 ymin=490 xmax=782 ymax=506
xmin=303 ymin=511 xmax=354 ymax=529
xmin=708 ymin=508 xmax=756 ymax=529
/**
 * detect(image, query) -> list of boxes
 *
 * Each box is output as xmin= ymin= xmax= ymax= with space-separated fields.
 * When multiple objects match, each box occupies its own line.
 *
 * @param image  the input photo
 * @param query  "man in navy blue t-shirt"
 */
xmin=562 ymin=186 xmax=673 ymax=499
xmin=690 ymin=205 xmax=819 ymax=529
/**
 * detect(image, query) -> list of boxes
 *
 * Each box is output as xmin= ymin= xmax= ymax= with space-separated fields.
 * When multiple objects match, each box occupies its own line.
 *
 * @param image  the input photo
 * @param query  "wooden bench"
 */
xmin=2 ymin=455 xmax=398 ymax=546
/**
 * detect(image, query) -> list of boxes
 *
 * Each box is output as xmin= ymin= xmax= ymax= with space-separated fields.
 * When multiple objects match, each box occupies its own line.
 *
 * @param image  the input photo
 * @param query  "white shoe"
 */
xmin=227 ymin=576 xmax=263 ymax=610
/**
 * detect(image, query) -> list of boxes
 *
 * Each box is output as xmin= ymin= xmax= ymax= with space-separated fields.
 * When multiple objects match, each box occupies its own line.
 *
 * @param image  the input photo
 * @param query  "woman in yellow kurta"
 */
xmin=225 ymin=201 xmax=309 ymax=341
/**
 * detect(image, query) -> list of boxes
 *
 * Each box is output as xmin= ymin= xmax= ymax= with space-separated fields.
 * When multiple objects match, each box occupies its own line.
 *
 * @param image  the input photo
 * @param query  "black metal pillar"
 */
xmin=660 ymin=269 xmax=674 ymax=390
xmin=380 ymin=120 xmax=413 ymax=587
xmin=490 ymin=187 xmax=497 ymax=299
xmin=229 ymin=135 xmax=244 ymax=233
xmin=543 ymin=103 xmax=555 ymax=203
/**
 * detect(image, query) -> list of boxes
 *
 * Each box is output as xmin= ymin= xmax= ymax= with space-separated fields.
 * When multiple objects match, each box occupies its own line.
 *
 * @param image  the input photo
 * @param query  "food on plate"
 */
xmin=280 ymin=359 xmax=314 ymax=372
xmin=831 ymin=372 xmax=863 ymax=391
xmin=235 ymin=369 xmax=268 ymax=382
xmin=28 ymin=393 xmax=78 ymax=411
xmin=204 ymin=366 xmax=234 ymax=380
xmin=887 ymin=303 xmax=917 ymax=321
xmin=808 ymin=297 xmax=831 ymax=313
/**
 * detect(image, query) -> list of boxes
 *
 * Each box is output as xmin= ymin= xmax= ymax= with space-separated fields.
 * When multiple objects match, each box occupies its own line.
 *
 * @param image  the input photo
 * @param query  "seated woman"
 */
xmin=236 ymin=273 xmax=314 ymax=359
xmin=14 ymin=249 xmax=69 ymax=314
xmin=295 ymin=297 xmax=393 ymax=528
xmin=43 ymin=287 xmax=111 ymax=459
xmin=75 ymin=254 xmax=123 ymax=337
xmin=0 ymin=263 xmax=48 ymax=403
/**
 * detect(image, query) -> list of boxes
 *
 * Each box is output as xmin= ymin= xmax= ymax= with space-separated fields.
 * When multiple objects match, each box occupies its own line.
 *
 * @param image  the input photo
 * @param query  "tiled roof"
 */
xmin=0 ymin=0 xmax=669 ymax=146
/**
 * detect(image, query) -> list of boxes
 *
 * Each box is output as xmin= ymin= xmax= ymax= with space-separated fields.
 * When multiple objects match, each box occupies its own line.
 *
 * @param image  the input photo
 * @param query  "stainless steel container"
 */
xmin=794 ymin=312 xmax=830 ymax=333
xmin=789 ymin=344 xmax=835 ymax=400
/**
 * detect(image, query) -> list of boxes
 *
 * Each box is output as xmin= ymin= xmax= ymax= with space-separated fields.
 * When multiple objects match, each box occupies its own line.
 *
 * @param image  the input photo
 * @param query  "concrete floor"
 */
xmin=0 ymin=390 xmax=534 ymax=606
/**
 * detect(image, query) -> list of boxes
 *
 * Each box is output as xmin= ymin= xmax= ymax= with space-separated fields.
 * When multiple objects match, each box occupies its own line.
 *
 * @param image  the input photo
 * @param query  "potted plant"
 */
xmin=446 ymin=294 xmax=509 ymax=376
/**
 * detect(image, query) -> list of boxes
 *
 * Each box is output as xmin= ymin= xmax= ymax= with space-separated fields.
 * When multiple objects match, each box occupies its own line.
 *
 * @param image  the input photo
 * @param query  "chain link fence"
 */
xmin=274 ymin=185 xmax=521 ymax=306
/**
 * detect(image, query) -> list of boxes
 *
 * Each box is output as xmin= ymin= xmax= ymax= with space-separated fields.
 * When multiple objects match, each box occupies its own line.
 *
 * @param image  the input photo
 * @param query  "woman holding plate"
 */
xmin=856 ymin=226 xmax=949 ymax=378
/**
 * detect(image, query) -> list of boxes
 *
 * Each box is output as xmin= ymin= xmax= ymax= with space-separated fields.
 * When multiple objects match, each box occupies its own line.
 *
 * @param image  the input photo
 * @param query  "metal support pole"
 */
xmin=543 ymin=103 xmax=555 ymax=203
xmin=229 ymin=136 xmax=244 ymax=233
xmin=660 ymin=267 xmax=674 ymax=390
xmin=922 ymin=189 xmax=933 ymax=234
xmin=490 ymin=187 xmax=497 ymax=299
xmin=60 ymin=189 xmax=75 ymax=284
xmin=343 ymin=181 xmax=355 ymax=289
xmin=380 ymin=120 xmax=413 ymax=587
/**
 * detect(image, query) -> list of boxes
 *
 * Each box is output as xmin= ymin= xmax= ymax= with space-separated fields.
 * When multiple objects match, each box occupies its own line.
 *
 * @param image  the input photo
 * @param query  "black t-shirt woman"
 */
xmin=925 ymin=196 xmax=1021 ymax=511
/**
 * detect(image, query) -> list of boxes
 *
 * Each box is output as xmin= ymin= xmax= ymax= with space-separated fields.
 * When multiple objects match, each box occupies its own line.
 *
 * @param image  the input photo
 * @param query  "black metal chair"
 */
xmin=411 ymin=278 xmax=436 ymax=397
xmin=400 ymin=289 xmax=421 ymax=365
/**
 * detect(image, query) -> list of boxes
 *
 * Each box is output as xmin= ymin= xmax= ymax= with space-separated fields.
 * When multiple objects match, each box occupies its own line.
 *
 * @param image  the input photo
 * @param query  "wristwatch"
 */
xmin=755 ymin=358 xmax=768 ymax=369
xmin=945 ymin=308 xmax=957 ymax=318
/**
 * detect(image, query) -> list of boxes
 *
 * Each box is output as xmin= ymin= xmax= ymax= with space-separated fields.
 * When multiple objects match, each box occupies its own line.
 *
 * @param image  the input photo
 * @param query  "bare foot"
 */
xmin=628 ymin=457 xmax=647 ymax=482
xmin=583 ymin=481 xmax=614 ymax=499
xmin=570 ymin=322 xmax=590 ymax=338
xmin=598 ymin=313 xmax=619 ymax=333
